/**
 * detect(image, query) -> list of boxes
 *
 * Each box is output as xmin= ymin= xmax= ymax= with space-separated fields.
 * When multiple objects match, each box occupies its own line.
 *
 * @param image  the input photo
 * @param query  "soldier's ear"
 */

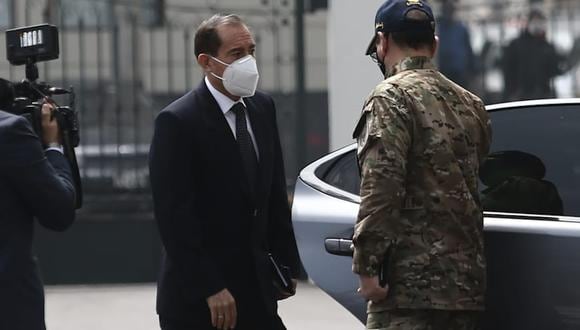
xmin=377 ymin=32 xmax=387 ymax=57
xmin=432 ymin=35 xmax=440 ymax=58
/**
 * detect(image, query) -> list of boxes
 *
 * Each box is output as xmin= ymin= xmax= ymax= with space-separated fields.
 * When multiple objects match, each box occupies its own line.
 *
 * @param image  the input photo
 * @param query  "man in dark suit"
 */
xmin=0 ymin=101 xmax=76 ymax=330
xmin=149 ymin=14 xmax=301 ymax=330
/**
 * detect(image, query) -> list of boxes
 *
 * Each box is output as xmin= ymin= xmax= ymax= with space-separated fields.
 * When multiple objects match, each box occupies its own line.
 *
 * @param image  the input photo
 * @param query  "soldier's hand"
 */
xmin=40 ymin=101 xmax=61 ymax=145
xmin=206 ymin=288 xmax=237 ymax=330
xmin=357 ymin=274 xmax=388 ymax=303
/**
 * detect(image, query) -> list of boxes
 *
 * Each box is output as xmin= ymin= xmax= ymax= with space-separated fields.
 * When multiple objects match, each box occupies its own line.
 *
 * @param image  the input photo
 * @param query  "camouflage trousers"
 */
xmin=366 ymin=309 xmax=482 ymax=330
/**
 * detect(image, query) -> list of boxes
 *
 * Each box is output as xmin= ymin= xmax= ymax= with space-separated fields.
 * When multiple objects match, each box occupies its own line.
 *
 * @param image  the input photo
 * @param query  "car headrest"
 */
xmin=480 ymin=150 xmax=546 ymax=187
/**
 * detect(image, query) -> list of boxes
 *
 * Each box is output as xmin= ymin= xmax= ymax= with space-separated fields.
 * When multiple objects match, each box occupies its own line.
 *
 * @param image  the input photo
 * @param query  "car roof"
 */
xmin=486 ymin=98 xmax=580 ymax=112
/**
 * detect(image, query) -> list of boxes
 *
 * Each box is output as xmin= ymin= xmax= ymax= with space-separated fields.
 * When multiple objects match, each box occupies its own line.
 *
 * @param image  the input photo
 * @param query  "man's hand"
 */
xmin=206 ymin=289 xmax=237 ymax=330
xmin=357 ymin=274 xmax=388 ymax=303
xmin=40 ymin=101 xmax=61 ymax=145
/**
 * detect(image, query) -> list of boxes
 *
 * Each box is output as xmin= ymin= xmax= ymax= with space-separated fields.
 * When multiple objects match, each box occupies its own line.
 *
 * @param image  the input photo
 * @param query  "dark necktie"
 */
xmin=232 ymin=103 xmax=258 ymax=195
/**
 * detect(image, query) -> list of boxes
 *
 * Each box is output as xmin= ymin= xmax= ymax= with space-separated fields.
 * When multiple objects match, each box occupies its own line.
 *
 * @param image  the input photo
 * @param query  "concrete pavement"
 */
xmin=45 ymin=281 xmax=364 ymax=330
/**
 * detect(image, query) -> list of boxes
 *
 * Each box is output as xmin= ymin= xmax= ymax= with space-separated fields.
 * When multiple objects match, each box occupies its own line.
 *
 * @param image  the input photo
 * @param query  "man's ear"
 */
xmin=197 ymin=53 xmax=210 ymax=72
xmin=432 ymin=35 xmax=440 ymax=57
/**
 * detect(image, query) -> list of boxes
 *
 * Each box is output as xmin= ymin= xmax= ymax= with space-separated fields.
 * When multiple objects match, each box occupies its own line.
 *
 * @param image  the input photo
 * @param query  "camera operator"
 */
xmin=0 ymin=80 xmax=76 ymax=330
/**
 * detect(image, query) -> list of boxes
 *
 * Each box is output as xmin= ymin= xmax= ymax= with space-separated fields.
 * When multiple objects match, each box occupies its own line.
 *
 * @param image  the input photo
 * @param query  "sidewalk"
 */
xmin=45 ymin=281 xmax=364 ymax=330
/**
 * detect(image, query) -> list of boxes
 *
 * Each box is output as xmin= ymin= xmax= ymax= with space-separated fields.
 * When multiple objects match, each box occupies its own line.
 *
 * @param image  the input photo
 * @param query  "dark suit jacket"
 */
xmin=0 ymin=110 xmax=76 ymax=330
xmin=149 ymin=81 xmax=300 ymax=327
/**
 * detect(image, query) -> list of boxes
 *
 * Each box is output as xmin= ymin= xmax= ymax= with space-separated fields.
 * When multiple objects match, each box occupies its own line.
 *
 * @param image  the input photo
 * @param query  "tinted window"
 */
xmin=321 ymin=151 xmax=360 ymax=195
xmin=482 ymin=105 xmax=580 ymax=216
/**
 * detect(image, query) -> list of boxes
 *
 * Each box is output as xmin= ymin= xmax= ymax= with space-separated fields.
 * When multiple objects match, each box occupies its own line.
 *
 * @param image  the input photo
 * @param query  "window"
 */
xmin=141 ymin=0 xmax=164 ymax=26
xmin=320 ymin=150 xmax=360 ymax=196
xmin=0 ymin=0 xmax=13 ymax=28
xmin=58 ymin=0 xmax=164 ymax=28
xmin=59 ymin=0 xmax=112 ymax=28
xmin=481 ymin=104 xmax=580 ymax=216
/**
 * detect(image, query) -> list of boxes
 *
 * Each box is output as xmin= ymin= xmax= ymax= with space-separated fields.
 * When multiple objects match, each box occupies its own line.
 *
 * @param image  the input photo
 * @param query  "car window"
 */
xmin=320 ymin=151 xmax=360 ymax=196
xmin=482 ymin=105 xmax=580 ymax=217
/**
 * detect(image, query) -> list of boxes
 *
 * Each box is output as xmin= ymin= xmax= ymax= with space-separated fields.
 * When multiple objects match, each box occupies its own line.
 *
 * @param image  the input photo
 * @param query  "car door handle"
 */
xmin=324 ymin=238 xmax=354 ymax=257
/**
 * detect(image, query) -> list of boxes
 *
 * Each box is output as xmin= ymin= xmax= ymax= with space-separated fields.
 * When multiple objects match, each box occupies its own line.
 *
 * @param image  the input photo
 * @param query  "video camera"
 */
xmin=3 ymin=24 xmax=82 ymax=208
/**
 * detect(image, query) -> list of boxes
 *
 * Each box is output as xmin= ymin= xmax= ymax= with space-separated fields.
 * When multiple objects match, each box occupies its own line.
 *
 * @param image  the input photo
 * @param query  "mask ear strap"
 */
xmin=209 ymin=71 xmax=225 ymax=81
xmin=207 ymin=55 xmax=228 ymax=81
xmin=209 ymin=55 xmax=229 ymax=67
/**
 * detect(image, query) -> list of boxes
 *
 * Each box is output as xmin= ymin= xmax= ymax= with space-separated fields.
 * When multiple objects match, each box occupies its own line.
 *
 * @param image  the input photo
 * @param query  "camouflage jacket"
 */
xmin=352 ymin=57 xmax=492 ymax=311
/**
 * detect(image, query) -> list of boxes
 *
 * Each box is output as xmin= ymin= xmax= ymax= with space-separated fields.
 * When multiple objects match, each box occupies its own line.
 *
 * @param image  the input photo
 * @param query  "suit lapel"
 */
xmin=196 ymin=82 xmax=254 ymax=203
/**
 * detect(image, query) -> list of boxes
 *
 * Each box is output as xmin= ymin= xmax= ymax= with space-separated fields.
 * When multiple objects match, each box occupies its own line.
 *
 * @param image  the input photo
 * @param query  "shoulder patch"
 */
xmin=353 ymin=100 xmax=374 ymax=140
xmin=353 ymin=99 xmax=379 ymax=157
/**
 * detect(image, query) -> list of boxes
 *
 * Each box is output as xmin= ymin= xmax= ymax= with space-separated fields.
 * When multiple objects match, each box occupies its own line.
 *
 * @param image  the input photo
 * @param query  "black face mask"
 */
xmin=371 ymin=49 xmax=387 ymax=77
xmin=378 ymin=58 xmax=387 ymax=77
xmin=373 ymin=34 xmax=388 ymax=77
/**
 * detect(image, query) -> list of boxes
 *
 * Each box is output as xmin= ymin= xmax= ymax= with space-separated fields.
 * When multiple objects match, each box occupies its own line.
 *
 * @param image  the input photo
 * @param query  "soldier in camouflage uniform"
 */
xmin=352 ymin=1 xmax=492 ymax=329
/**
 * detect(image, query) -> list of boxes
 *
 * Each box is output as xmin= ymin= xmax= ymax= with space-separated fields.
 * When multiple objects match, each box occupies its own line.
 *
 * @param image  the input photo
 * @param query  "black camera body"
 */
xmin=3 ymin=24 xmax=82 ymax=208
xmin=7 ymin=80 xmax=80 ymax=149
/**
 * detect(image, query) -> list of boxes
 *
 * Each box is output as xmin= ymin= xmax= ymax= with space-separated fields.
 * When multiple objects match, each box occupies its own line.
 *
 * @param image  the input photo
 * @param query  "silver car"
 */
xmin=292 ymin=99 xmax=580 ymax=329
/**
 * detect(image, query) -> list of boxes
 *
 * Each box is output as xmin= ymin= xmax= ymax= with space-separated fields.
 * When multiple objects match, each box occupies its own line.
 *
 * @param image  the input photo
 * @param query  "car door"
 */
xmin=292 ymin=145 xmax=365 ymax=321
xmin=482 ymin=102 xmax=580 ymax=330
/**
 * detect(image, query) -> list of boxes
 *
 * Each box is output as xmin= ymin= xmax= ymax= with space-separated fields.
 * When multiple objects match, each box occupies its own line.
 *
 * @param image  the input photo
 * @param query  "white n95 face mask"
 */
xmin=210 ymin=55 xmax=260 ymax=97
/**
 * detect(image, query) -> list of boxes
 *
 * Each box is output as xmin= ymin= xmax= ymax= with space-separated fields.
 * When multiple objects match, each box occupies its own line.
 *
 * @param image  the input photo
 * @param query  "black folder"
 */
xmin=268 ymin=253 xmax=295 ymax=296
xmin=379 ymin=245 xmax=392 ymax=288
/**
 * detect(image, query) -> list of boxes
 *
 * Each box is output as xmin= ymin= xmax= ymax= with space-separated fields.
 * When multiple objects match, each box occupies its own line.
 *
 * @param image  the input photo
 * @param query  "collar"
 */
xmin=389 ymin=56 xmax=435 ymax=77
xmin=204 ymin=76 xmax=246 ymax=115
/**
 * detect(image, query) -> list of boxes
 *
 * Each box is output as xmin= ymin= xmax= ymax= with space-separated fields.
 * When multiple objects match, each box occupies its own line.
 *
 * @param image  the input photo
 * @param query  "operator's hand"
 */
xmin=41 ymin=101 xmax=61 ymax=145
xmin=206 ymin=288 xmax=237 ymax=330
xmin=357 ymin=274 xmax=388 ymax=303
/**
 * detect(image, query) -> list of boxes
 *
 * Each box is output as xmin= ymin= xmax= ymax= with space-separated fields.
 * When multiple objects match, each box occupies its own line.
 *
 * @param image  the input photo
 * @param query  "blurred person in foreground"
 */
xmin=501 ymin=9 xmax=568 ymax=101
xmin=149 ymin=14 xmax=300 ymax=330
xmin=0 ymin=79 xmax=76 ymax=330
xmin=352 ymin=0 xmax=492 ymax=329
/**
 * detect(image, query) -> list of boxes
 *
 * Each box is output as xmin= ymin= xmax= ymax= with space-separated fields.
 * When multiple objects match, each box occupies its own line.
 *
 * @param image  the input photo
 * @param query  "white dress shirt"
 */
xmin=45 ymin=147 xmax=64 ymax=154
xmin=45 ymin=143 xmax=64 ymax=154
xmin=205 ymin=77 xmax=259 ymax=159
